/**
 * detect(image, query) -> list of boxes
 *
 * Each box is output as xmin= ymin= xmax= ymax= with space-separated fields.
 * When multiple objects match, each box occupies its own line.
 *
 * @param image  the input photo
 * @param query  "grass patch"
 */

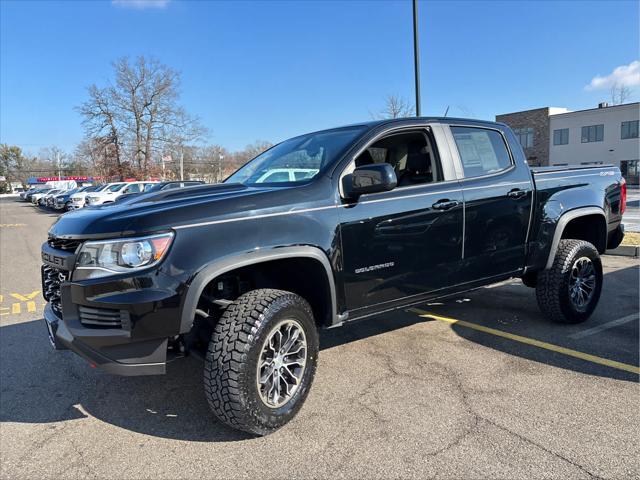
xmin=621 ymin=232 xmax=640 ymax=246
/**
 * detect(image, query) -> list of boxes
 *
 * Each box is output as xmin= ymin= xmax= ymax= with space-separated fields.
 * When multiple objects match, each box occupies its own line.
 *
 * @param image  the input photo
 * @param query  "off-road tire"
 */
xmin=536 ymin=239 xmax=602 ymax=324
xmin=204 ymin=289 xmax=319 ymax=435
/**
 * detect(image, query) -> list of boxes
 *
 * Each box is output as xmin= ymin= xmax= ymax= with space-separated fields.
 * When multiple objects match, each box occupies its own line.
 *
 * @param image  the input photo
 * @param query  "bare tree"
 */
xmin=78 ymin=56 xmax=205 ymax=178
xmin=610 ymin=82 xmax=633 ymax=105
xmin=77 ymin=85 xmax=123 ymax=175
xmin=371 ymin=95 xmax=415 ymax=119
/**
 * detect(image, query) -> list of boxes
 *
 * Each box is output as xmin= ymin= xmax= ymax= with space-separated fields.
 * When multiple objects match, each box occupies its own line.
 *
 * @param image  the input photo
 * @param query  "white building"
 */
xmin=549 ymin=102 xmax=639 ymax=183
xmin=497 ymin=102 xmax=639 ymax=184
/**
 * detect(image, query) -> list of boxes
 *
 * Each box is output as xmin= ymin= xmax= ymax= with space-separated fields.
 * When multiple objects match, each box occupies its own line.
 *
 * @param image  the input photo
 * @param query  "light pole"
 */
xmin=180 ymin=147 xmax=184 ymax=181
xmin=218 ymin=153 xmax=224 ymax=183
xmin=412 ymin=0 xmax=421 ymax=117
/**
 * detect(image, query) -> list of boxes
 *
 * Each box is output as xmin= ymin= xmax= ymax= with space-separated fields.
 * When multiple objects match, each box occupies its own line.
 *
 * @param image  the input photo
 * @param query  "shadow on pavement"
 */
xmin=1 ymin=263 xmax=637 ymax=442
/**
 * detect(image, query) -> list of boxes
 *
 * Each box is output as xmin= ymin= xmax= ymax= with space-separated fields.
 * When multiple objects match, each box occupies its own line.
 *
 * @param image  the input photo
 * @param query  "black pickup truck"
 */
xmin=41 ymin=118 xmax=627 ymax=435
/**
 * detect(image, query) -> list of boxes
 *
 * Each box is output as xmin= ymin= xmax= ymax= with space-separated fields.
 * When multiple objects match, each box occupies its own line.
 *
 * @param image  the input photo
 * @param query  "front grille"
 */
xmin=47 ymin=236 xmax=82 ymax=252
xmin=78 ymin=306 xmax=129 ymax=329
xmin=42 ymin=265 xmax=68 ymax=317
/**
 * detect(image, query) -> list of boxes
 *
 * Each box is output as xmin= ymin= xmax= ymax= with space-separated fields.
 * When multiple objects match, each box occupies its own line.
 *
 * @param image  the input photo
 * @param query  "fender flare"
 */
xmin=179 ymin=246 xmax=338 ymax=333
xmin=545 ymin=206 xmax=606 ymax=270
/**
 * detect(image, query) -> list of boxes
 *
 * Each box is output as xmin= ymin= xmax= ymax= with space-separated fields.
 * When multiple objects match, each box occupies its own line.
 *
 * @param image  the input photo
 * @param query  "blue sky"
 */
xmin=1 ymin=0 xmax=638 ymax=154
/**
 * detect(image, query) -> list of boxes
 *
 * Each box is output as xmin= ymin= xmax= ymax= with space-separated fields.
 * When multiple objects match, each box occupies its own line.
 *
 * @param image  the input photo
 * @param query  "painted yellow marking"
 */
xmin=0 ymin=223 xmax=26 ymax=227
xmin=408 ymin=308 xmax=640 ymax=375
xmin=0 ymin=291 xmax=42 ymax=316
xmin=10 ymin=291 xmax=40 ymax=302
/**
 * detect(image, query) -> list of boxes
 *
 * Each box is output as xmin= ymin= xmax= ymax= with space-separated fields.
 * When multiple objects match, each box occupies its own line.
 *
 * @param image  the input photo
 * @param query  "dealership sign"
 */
xmin=36 ymin=176 xmax=92 ymax=182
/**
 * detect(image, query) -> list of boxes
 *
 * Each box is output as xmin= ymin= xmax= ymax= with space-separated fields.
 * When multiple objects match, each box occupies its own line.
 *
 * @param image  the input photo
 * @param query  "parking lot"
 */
xmin=1 ymin=197 xmax=638 ymax=479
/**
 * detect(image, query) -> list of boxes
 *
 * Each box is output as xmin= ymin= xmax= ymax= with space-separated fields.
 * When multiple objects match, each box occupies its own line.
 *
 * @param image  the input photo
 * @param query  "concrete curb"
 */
xmin=606 ymin=245 xmax=640 ymax=258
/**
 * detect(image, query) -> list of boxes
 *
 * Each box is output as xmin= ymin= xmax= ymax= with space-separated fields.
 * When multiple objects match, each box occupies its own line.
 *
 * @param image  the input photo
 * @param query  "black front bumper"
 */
xmin=41 ymin=251 xmax=185 ymax=376
xmin=44 ymin=303 xmax=168 ymax=375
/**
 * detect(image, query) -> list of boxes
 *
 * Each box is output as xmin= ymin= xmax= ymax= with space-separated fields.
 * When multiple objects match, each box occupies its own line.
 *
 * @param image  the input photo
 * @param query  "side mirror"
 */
xmin=343 ymin=163 xmax=397 ymax=198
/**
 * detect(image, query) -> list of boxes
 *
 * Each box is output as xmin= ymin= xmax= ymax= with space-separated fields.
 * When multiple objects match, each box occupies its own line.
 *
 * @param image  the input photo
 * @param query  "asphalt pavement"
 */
xmin=1 ymin=197 xmax=638 ymax=479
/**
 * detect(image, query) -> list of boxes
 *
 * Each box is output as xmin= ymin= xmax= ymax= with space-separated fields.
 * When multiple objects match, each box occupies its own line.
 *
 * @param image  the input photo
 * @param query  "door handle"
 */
xmin=432 ymin=199 xmax=460 ymax=210
xmin=507 ymin=189 xmax=527 ymax=199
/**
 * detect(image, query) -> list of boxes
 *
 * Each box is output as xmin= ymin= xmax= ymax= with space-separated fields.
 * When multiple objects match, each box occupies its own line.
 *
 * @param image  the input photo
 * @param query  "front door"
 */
xmin=338 ymin=127 xmax=464 ymax=315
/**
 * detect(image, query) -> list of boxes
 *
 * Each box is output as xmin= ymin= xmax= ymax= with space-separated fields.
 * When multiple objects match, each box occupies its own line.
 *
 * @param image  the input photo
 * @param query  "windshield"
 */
xmin=106 ymin=183 xmax=125 ymax=192
xmin=225 ymin=126 xmax=366 ymax=185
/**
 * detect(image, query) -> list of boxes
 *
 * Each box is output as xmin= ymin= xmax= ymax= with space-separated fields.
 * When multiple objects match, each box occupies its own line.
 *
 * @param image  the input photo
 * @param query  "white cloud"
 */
xmin=585 ymin=60 xmax=640 ymax=90
xmin=111 ymin=0 xmax=170 ymax=10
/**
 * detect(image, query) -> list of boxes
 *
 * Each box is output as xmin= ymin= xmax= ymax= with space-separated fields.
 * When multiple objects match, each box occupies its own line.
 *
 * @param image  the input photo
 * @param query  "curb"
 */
xmin=606 ymin=245 xmax=639 ymax=258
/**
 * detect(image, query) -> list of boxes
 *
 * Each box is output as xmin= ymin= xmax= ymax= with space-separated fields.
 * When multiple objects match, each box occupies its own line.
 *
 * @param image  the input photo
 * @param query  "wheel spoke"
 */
xmin=256 ymin=319 xmax=308 ymax=408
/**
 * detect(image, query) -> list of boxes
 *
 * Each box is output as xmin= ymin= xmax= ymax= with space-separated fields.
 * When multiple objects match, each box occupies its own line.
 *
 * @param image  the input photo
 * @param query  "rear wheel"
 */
xmin=204 ymin=289 xmax=318 ymax=435
xmin=535 ymin=239 xmax=602 ymax=324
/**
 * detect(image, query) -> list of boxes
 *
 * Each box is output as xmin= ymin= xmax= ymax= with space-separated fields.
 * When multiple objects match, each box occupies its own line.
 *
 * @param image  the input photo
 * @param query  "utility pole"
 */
xmin=218 ymin=153 xmax=224 ymax=183
xmin=57 ymin=151 xmax=61 ymax=181
xmin=412 ymin=0 xmax=421 ymax=117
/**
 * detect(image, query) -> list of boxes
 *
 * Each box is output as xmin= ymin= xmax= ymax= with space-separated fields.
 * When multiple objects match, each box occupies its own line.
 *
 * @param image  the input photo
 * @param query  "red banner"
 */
xmin=36 ymin=176 xmax=92 ymax=182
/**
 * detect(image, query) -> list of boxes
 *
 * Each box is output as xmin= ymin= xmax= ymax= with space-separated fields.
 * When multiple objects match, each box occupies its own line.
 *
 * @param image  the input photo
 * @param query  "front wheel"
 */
xmin=535 ymin=239 xmax=603 ymax=324
xmin=204 ymin=289 xmax=319 ymax=435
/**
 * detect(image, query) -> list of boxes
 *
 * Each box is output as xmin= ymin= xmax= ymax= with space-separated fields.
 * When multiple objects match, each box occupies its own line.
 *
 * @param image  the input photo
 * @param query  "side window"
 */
xmin=125 ymin=184 xmax=142 ymax=193
xmin=352 ymin=131 xmax=442 ymax=188
xmin=451 ymin=127 xmax=512 ymax=178
xmin=262 ymin=171 xmax=290 ymax=183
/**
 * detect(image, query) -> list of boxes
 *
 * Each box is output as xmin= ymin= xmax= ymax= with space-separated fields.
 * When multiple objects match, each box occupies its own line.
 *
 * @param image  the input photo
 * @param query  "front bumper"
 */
xmin=44 ymin=304 xmax=168 ymax=375
xmin=42 ymin=260 xmax=185 ymax=376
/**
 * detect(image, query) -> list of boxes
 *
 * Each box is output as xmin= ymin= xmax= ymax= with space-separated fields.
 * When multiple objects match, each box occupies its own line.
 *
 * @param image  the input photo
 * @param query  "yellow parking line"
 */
xmin=408 ymin=308 xmax=640 ymax=375
xmin=11 ymin=303 xmax=20 ymax=314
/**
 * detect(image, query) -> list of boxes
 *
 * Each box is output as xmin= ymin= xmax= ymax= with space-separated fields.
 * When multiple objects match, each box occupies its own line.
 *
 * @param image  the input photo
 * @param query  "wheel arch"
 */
xmin=545 ymin=207 xmax=606 ymax=270
xmin=179 ymin=246 xmax=338 ymax=333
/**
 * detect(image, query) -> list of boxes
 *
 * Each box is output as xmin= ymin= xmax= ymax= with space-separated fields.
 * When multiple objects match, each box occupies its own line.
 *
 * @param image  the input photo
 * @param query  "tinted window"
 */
xmin=451 ymin=127 xmax=512 ymax=177
xmin=262 ymin=171 xmax=290 ymax=182
xmin=107 ymin=183 xmax=126 ymax=192
xmin=581 ymin=124 xmax=604 ymax=143
xmin=621 ymin=120 xmax=639 ymax=139
xmin=125 ymin=184 xmax=142 ymax=193
xmin=553 ymin=128 xmax=569 ymax=145
xmin=513 ymin=127 xmax=534 ymax=148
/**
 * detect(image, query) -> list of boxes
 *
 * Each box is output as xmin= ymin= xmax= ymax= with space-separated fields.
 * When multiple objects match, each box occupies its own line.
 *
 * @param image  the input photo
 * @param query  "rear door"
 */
xmin=447 ymin=124 xmax=533 ymax=280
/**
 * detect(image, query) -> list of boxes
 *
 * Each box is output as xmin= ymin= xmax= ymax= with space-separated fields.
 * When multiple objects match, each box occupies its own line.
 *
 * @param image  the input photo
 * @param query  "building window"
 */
xmin=581 ymin=124 xmax=604 ymax=143
xmin=621 ymin=120 xmax=639 ymax=139
xmin=513 ymin=127 xmax=534 ymax=148
xmin=553 ymin=128 xmax=569 ymax=145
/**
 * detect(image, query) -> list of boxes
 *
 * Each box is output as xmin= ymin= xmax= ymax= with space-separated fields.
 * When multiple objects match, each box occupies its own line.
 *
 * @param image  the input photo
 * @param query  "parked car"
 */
xmin=39 ymin=189 xmax=63 ymax=207
xmin=30 ymin=188 xmax=54 ymax=205
xmin=84 ymin=181 xmax=157 ymax=206
xmin=68 ymin=185 xmax=106 ymax=210
xmin=41 ymin=117 xmax=626 ymax=436
xmin=21 ymin=187 xmax=39 ymax=200
xmin=114 ymin=180 xmax=205 ymax=204
xmin=53 ymin=185 xmax=95 ymax=212
xmin=46 ymin=189 xmax=68 ymax=208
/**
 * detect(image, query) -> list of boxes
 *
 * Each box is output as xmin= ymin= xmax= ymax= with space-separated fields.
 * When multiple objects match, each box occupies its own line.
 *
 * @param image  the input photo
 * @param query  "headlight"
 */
xmin=75 ymin=232 xmax=174 ymax=278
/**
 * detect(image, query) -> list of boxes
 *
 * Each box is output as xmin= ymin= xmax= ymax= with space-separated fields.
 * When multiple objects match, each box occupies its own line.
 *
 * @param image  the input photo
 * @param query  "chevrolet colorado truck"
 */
xmin=41 ymin=118 xmax=626 ymax=435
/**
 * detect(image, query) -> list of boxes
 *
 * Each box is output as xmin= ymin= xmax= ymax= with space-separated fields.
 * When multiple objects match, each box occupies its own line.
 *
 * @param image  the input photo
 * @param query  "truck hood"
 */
xmin=48 ymin=183 xmax=294 ymax=239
